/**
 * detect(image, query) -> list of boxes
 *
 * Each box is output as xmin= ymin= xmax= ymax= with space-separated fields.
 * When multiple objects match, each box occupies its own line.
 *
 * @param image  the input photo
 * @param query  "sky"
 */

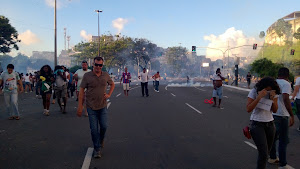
xmin=1 ymin=0 xmax=300 ymax=60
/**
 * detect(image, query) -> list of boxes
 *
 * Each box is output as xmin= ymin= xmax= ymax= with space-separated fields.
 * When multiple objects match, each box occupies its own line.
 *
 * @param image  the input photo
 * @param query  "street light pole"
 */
xmin=54 ymin=0 xmax=57 ymax=67
xmin=95 ymin=10 xmax=103 ymax=58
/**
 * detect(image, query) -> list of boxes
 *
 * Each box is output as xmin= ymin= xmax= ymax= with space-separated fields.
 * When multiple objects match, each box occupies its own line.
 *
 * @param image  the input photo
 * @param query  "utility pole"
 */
xmin=54 ymin=0 xmax=57 ymax=66
xmin=67 ymin=36 xmax=71 ymax=51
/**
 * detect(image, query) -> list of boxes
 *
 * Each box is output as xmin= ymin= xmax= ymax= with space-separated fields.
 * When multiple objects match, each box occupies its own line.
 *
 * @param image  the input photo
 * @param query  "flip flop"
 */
xmin=15 ymin=116 xmax=20 ymax=120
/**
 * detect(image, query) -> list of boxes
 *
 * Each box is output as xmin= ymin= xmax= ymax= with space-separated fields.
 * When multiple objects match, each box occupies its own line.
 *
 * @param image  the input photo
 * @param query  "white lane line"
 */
xmin=185 ymin=103 xmax=202 ymax=114
xmin=194 ymin=86 xmax=206 ymax=91
xmin=171 ymin=93 xmax=176 ymax=97
xmin=244 ymin=141 xmax=295 ymax=168
xmin=81 ymin=147 xmax=94 ymax=169
xmin=224 ymin=96 xmax=228 ymax=98
xmin=130 ymin=86 xmax=140 ymax=90
xmin=244 ymin=141 xmax=257 ymax=150
xmin=107 ymin=102 xmax=111 ymax=109
xmin=165 ymin=86 xmax=168 ymax=90
xmin=116 ymin=93 xmax=121 ymax=97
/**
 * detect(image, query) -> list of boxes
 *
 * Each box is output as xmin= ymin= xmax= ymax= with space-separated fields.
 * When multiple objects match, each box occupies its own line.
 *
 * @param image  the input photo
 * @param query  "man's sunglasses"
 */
xmin=94 ymin=63 xmax=103 ymax=67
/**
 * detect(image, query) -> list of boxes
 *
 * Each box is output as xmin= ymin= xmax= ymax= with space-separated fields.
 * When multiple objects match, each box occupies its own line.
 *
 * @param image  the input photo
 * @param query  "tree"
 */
xmin=274 ymin=19 xmax=293 ymax=45
xmin=250 ymin=58 xmax=283 ymax=78
xmin=0 ymin=16 xmax=20 ymax=54
xmin=293 ymin=27 xmax=300 ymax=40
xmin=166 ymin=46 xmax=188 ymax=76
xmin=259 ymin=31 xmax=265 ymax=38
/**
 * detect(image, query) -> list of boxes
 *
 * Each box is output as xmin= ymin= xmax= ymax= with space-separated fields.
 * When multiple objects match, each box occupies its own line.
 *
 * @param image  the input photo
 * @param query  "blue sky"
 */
xmin=1 ymin=0 xmax=300 ymax=59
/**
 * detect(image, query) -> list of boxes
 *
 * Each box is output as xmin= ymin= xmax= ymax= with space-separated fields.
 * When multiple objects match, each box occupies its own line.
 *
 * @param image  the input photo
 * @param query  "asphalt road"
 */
xmin=0 ymin=81 xmax=299 ymax=169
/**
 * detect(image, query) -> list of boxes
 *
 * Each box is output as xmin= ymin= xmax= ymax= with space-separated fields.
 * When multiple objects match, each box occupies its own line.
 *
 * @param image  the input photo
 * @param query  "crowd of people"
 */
xmin=1 ymin=59 xmax=300 ymax=167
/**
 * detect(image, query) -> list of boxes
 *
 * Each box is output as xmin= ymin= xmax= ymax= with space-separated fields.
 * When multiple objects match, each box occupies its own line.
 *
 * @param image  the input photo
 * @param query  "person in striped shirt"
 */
xmin=120 ymin=67 xmax=131 ymax=96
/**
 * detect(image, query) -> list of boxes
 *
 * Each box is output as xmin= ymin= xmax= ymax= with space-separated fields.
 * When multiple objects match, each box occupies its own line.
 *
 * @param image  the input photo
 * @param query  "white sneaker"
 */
xmin=279 ymin=165 xmax=293 ymax=169
xmin=268 ymin=157 xmax=279 ymax=164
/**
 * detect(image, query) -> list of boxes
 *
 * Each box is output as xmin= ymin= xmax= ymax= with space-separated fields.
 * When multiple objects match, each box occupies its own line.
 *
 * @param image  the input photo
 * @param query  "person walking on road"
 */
xmin=246 ymin=77 xmax=280 ymax=169
xmin=268 ymin=68 xmax=294 ymax=169
xmin=247 ymin=72 xmax=252 ymax=89
xmin=120 ymin=67 xmax=131 ymax=96
xmin=0 ymin=64 xmax=23 ymax=120
xmin=53 ymin=65 xmax=68 ymax=114
xmin=153 ymin=71 xmax=160 ymax=92
xmin=24 ymin=73 xmax=32 ymax=93
xmin=291 ymin=75 xmax=300 ymax=132
xmin=139 ymin=68 xmax=149 ymax=97
xmin=212 ymin=68 xmax=225 ymax=109
xmin=40 ymin=65 xmax=54 ymax=116
xmin=74 ymin=60 xmax=91 ymax=116
xmin=77 ymin=57 xmax=115 ymax=158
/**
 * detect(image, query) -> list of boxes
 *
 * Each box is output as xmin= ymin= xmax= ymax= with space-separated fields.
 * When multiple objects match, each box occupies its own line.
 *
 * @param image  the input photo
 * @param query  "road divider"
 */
xmin=224 ymin=85 xmax=251 ymax=92
xmin=185 ymin=103 xmax=202 ymax=114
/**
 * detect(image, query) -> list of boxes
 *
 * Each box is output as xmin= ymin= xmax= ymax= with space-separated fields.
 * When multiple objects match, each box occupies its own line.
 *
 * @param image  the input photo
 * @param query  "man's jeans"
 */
xmin=155 ymin=81 xmax=159 ymax=91
xmin=4 ymin=92 xmax=19 ymax=117
xmin=250 ymin=121 xmax=276 ymax=169
xmin=270 ymin=116 xmax=289 ymax=167
xmin=295 ymin=99 xmax=300 ymax=124
xmin=141 ymin=82 xmax=148 ymax=96
xmin=87 ymin=107 xmax=108 ymax=151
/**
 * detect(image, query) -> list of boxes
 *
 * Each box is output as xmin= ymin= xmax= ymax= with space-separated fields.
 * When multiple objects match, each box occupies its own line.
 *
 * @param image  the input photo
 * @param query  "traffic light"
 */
xmin=253 ymin=44 xmax=257 ymax=50
xmin=291 ymin=49 xmax=295 ymax=55
xmin=192 ymin=46 xmax=196 ymax=52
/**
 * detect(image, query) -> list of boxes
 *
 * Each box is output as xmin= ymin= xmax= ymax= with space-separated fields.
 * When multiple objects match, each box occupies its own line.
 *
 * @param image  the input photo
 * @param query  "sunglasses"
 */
xmin=94 ymin=63 xmax=103 ymax=67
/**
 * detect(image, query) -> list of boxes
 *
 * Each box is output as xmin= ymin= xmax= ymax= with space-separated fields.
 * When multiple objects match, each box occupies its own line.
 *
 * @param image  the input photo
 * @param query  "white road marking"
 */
xmin=81 ymin=147 xmax=94 ymax=169
xmin=194 ymin=86 xmax=206 ymax=91
xmin=130 ymin=86 xmax=140 ymax=90
xmin=185 ymin=103 xmax=202 ymax=114
xmin=171 ymin=93 xmax=176 ymax=97
xmin=224 ymin=96 xmax=228 ymax=98
xmin=116 ymin=93 xmax=121 ymax=97
xmin=165 ymin=86 xmax=168 ymax=90
xmin=107 ymin=102 xmax=111 ymax=109
xmin=243 ymin=141 xmax=295 ymax=168
xmin=244 ymin=141 xmax=257 ymax=149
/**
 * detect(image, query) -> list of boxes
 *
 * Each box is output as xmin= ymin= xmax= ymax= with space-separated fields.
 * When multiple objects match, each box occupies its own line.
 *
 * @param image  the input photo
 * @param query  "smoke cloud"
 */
xmin=80 ymin=30 xmax=92 ymax=41
xmin=19 ymin=30 xmax=41 ymax=45
xmin=112 ymin=18 xmax=129 ymax=34
xmin=204 ymin=27 xmax=262 ymax=61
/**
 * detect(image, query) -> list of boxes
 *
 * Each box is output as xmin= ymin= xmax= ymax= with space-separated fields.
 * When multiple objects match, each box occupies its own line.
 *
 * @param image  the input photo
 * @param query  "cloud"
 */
xmin=112 ymin=18 xmax=129 ymax=34
xmin=19 ymin=30 xmax=41 ymax=45
xmin=80 ymin=30 xmax=92 ymax=41
xmin=204 ymin=27 xmax=262 ymax=61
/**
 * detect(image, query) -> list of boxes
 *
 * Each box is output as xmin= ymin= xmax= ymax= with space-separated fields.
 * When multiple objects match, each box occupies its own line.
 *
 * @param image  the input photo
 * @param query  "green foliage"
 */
xmin=293 ymin=27 xmax=300 ymax=40
xmin=259 ymin=31 xmax=265 ymax=38
xmin=250 ymin=58 xmax=284 ymax=78
xmin=0 ymin=16 xmax=20 ymax=54
xmin=166 ymin=46 xmax=188 ymax=76
xmin=274 ymin=18 xmax=292 ymax=40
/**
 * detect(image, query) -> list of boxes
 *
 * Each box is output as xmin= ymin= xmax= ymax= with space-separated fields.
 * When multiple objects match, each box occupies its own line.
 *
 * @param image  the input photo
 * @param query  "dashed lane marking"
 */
xmin=81 ymin=147 xmax=93 ymax=169
xmin=107 ymin=102 xmax=111 ymax=109
xmin=185 ymin=103 xmax=202 ymax=114
xmin=165 ymin=86 xmax=168 ymax=91
xmin=193 ymin=86 xmax=206 ymax=92
xmin=171 ymin=93 xmax=176 ymax=97
xmin=116 ymin=93 xmax=121 ymax=97
xmin=224 ymin=96 xmax=228 ymax=98
xmin=244 ymin=141 xmax=257 ymax=149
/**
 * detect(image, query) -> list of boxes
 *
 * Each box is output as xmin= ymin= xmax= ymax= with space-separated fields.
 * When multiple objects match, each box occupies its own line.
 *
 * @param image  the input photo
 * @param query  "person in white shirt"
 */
xmin=291 ymin=75 xmax=300 ymax=132
xmin=138 ymin=68 xmax=149 ymax=97
xmin=268 ymin=68 xmax=294 ymax=168
xmin=24 ymin=73 xmax=32 ymax=93
xmin=74 ymin=61 xmax=91 ymax=116
xmin=246 ymin=77 xmax=280 ymax=169
xmin=212 ymin=68 xmax=225 ymax=108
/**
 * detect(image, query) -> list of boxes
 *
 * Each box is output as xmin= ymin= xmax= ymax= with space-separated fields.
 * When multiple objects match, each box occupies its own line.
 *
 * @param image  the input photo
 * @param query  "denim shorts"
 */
xmin=212 ymin=86 xmax=223 ymax=99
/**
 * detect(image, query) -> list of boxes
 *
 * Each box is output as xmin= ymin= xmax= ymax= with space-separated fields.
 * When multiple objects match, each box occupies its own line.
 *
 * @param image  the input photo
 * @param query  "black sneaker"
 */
xmin=93 ymin=150 xmax=101 ymax=158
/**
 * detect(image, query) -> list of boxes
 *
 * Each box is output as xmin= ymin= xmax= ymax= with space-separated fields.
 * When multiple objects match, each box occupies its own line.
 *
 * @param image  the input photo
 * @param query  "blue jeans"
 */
xmin=212 ymin=86 xmax=223 ymax=99
xmin=4 ymin=92 xmax=19 ymax=117
xmin=155 ymin=81 xmax=159 ymax=91
xmin=87 ymin=107 xmax=108 ymax=151
xmin=270 ymin=116 xmax=289 ymax=167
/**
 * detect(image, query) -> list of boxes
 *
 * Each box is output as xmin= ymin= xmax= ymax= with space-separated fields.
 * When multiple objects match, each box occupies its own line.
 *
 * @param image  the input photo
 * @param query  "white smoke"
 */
xmin=204 ymin=27 xmax=262 ymax=61
xmin=80 ymin=30 xmax=92 ymax=41
xmin=112 ymin=18 xmax=129 ymax=34
xmin=19 ymin=30 xmax=41 ymax=45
